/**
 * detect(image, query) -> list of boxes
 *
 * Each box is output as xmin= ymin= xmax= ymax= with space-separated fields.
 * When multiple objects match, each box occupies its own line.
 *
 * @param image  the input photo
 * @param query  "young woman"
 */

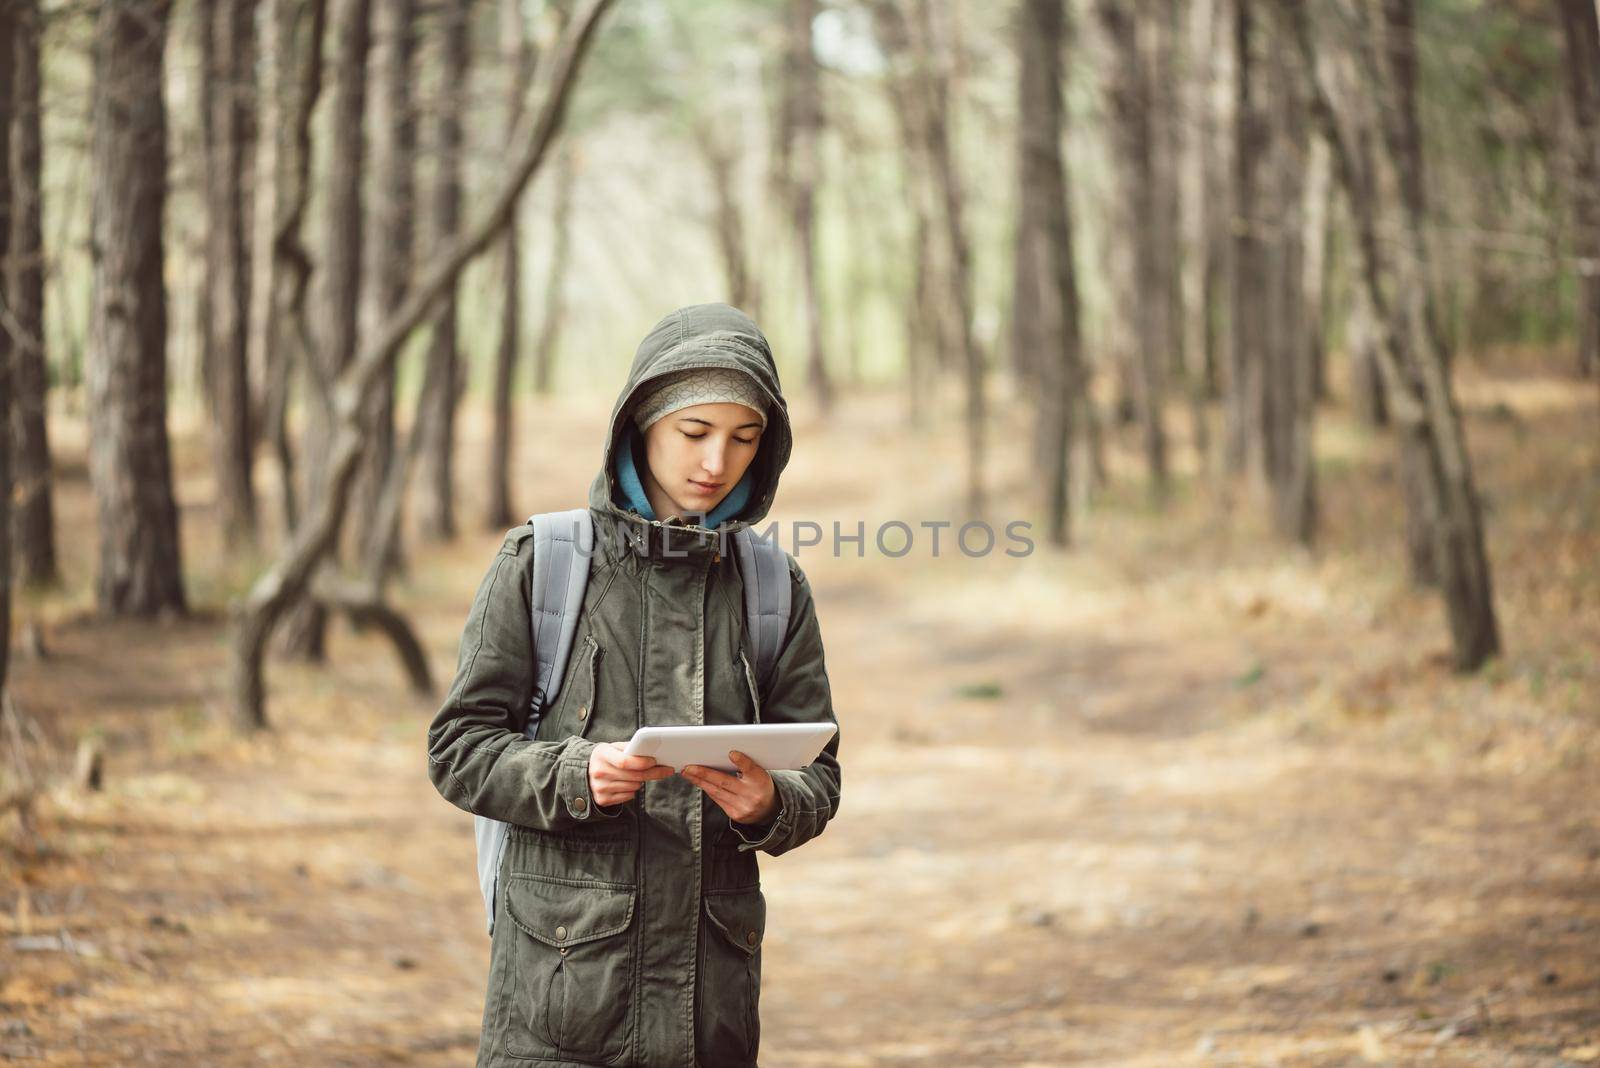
xmin=427 ymin=302 xmax=844 ymax=1068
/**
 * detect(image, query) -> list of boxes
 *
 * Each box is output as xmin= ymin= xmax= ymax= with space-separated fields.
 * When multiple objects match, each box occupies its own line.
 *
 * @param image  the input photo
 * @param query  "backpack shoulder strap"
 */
xmin=526 ymin=508 xmax=594 ymax=733
xmin=732 ymin=526 xmax=792 ymax=697
xmin=477 ymin=508 xmax=593 ymax=938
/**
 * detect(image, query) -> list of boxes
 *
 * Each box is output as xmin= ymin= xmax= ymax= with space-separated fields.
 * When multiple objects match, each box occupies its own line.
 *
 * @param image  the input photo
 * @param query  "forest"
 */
xmin=1 ymin=0 xmax=1597 ymax=1063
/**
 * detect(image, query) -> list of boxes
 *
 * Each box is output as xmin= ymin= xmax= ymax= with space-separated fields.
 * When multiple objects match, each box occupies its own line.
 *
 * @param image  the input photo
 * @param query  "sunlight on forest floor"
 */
xmin=2 ymin=355 xmax=1597 ymax=1066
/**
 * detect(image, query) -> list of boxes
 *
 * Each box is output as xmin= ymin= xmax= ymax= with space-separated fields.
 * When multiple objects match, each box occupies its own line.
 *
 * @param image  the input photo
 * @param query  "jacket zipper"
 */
xmin=574 ymin=636 xmax=600 ymax=738
xmin=739 ymin=649 xmax=763 ymax=725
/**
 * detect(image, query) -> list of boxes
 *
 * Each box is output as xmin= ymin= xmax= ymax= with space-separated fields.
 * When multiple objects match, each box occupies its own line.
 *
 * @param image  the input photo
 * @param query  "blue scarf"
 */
xmin=614 ymin=424 xmax=756 ymax=529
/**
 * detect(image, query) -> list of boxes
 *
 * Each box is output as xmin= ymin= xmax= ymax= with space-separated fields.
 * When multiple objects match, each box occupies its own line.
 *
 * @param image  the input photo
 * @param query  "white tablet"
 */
xmin=620 ymin=723 xmax=837 ymax=774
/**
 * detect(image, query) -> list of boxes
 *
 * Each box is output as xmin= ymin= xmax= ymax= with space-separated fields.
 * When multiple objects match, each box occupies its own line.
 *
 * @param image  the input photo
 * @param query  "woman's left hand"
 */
xmin=680 ymin=751 xmax=778 ymax=825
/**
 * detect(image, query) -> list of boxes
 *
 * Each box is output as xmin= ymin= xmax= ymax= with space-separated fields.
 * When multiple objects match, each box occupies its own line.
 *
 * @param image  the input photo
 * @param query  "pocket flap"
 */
xmin=703 ymin=889 xmax=765 ymax=957
xmin=504 ymin=874 xmax=636 ymax=948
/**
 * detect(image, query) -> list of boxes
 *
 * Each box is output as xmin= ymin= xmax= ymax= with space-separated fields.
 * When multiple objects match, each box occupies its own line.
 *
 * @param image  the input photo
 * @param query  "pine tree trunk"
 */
xmin=1260 ymin=37 xmax=1316 ymax=544
xmin=486 ymin=221 xmax=519 ymax=528
xmin=867 ymin=0 xmax=931 ymax=431
xmin=1556 ymin=0 xmax=1600 ymax=378
xmin=88 ymin=0 xmax=186 ymax=617
xmin=1349 ymin=280 xmax=1388 ymax=427
xmin=0 ymin=0 xmax=15 ymax=698
xmin=1302 ymin=131 xmax=1333 ymax=403
xmin=787 ymin=0 xmax=831 ymax=416
xmin=256 ymin=0 xmax=328 ymax=539
xmin=916 ymin=0 xmax=986 ymax=516
xmin=1281 ymin=0 xmax=1499 ymax=669
xmin=279 ymin=0 xmax=369 ymax=657
xmin=487 ymin=0 xmax=534 ymax=529
xmin=1151 ymin=0 xmax=1183 ymax=390
xmin=531 ymin=146 xmax=573 ymax=397
xmin=202 ymin=0 xmax=260 ymax=547
xmin=351 ymin=0 xmax=415 ymax=565
xmin=1227 ymin=0 xmax=1264 ymax=479
xmin=1099 ymin=0 xmax=1170 ymax=502
xmin=7 ymin=0 xmax=57 ymax=589
xmin=1180 ymin=0 xmax=1228 ymax=401
xmin=415 ymin=0 xmax=471 ymax=542
xmin=1178 ymin=0 xmax=1224 ymax=465
xmin=1016 ymin=0 xmax=1084 ymax=548
xmin=1378 ymin=0 xmax=1499 ymax=665
xmin=696 ymin=122 xmax=757 ymax=317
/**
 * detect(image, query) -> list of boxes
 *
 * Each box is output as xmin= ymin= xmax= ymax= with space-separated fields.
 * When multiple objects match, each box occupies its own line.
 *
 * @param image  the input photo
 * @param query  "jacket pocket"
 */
xmin=558 ymin=634 xmax=601 ymax=740
xmin=696 ymin=888 xmax=765 ymax=1067
xmin=501 ymin=872 xmax=636 ymax=1063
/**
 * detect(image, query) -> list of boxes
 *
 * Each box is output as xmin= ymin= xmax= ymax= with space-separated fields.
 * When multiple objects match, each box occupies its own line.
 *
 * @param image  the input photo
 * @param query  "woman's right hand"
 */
xmin=588 ymin=741 xmax=674 ymax=808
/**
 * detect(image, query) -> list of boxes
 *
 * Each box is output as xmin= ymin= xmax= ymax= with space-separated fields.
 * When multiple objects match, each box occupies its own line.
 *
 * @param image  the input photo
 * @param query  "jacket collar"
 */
xmin=591 ymin=497 xmax=747 ymax=563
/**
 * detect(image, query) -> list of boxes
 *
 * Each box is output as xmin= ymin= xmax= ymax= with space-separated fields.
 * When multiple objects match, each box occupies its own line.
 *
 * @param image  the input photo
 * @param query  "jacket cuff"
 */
xmin=730 ymin=805 xmax=783 ymax=845
xmin=733 ymin=778 xmax=792 ymax=852
xmin=557 ymin=739 xmax=626 ymax=822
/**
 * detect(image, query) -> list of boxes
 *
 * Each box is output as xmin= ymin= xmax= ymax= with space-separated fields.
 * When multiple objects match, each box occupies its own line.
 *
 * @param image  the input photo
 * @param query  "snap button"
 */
xmin=746 ymin=930 xmax=758 ymax=947
xmin=555 ymin=925 xmax=568 ymax=940
xmin=559 ymin=947 xmax=569 ymax=956
xmin=572 ymin=796 xmax=588 ymax=814
xmin=577 ymin=705 xmax=588 ymax=720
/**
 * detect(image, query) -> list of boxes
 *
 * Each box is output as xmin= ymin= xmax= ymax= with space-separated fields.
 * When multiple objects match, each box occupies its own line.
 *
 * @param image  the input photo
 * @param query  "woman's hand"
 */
xmin=681 ymin=751 xmax=779 ymax=825
xmin=588 ymin=742 xmax=674 ymax=808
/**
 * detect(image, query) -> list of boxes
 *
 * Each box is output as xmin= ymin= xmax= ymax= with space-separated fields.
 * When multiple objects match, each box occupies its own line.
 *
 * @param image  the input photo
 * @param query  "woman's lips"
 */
xmin=688 ymin=480 xmax=723 ymax=494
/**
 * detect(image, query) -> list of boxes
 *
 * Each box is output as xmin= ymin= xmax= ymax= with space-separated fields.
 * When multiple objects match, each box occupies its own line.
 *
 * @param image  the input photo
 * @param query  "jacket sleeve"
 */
xmin=425 ymin=527 xmax=626 ymax=829
xmin=729 ymin=556 xmax=842 ymax=856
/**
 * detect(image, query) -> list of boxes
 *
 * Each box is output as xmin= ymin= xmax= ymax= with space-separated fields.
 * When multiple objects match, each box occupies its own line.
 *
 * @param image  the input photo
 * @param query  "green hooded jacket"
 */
xmin=426 ymin=303 xmax=844 ymax=1067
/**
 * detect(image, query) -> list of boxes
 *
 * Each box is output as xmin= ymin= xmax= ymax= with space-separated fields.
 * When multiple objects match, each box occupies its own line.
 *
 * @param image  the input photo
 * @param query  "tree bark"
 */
xmin=247 ymin=0 xmax=278 ymax=444
xmin=1180 ymin=0 xmax=1229 ymax=408
xmin=786 ymin=0 xmax=832 ymax=416
xmin=867 ymin=0 xmax=932 ymax=430
xmin=695 ymin=121 xmax=758 ymax=317
xmin=531 ymin=144 xmax=573 ymax=398
xmin=7 ymin=0 xmax=56 ymax=589
xmin=415 ymin=0 xmax=472 ymax=543
xmin=1015 ymin=0 xmax=1084 ymax=548
xmin=1178 ymin=0 xmax=1225 ymax=469
xmin=1555 ymin=0 xmax=1600 ymax=378
xmin=914 ymin=0 xmax=986 ymax=517
xmin=201 ymin=0 xmax=260 ymax=547
xmin=350 ymin=0 xmax=416 ymax=567
xmin=279 ymin=0 xmax=370 ymax=657
xmin=1349 ymin=277 xmax=1388 ymax=426
xmin=1279 ymin=0 xmax=1500 ymax=670
xmin=87 ymin=0 xmax=186 ymax=618
xmin=229 ymin=0 xmax=614 ymax=732
xmin=1259 ymin=36 xmax=1317 ymax=544
xmin=1379 ymin=0 xmax=1498 ymax=663
xmin=1098 ymin=0 xmax=1171 ymax=503
xmin=253 ymin=0 xmax=329 ymax=538
xmin=1227 ymin=0 xmax=1263 ymax=479
xmin=0 ymin=0 xmax=15 ymax=699
xmin=1302 ymin=129 xmax=1333 ymax=403
xmin=486 ymin=0 xmax=536 ymax=529
xmin=1151 ymin=0 xmax=1183 ymax=391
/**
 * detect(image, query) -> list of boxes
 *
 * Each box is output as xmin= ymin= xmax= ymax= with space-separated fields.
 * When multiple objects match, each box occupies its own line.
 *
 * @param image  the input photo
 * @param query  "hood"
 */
xmin=588 ymin=303 xmax=792 ymax=556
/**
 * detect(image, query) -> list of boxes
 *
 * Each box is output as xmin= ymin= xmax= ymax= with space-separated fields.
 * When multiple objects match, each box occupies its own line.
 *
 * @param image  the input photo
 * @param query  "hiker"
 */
xmin=426 ymin=302 xmax=844 ymax=1068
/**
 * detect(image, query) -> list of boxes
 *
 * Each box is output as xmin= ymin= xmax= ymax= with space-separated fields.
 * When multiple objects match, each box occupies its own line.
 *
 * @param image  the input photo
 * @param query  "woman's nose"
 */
xmin=700 ymin=442 xmax=726 ymax=478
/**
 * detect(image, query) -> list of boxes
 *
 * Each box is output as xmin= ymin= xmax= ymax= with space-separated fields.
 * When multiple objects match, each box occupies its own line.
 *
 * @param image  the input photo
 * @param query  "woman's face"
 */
xmin=639 ymin=402 xmax=765 ymax=520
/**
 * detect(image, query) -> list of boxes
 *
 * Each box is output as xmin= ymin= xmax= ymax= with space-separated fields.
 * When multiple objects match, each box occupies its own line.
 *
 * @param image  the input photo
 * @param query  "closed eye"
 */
xmin=682 ymin=432 xmax=759 ymax=445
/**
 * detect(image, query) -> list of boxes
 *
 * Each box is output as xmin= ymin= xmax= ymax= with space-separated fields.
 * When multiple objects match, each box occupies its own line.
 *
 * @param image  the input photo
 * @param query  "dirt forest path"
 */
xmin=3 ymin=378 xmax=1598 ymax=1066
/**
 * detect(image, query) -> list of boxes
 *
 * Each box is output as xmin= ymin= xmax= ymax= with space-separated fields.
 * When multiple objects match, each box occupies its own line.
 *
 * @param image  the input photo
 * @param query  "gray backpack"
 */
xmin=474 ymin=508 xmax=792 ymax=935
